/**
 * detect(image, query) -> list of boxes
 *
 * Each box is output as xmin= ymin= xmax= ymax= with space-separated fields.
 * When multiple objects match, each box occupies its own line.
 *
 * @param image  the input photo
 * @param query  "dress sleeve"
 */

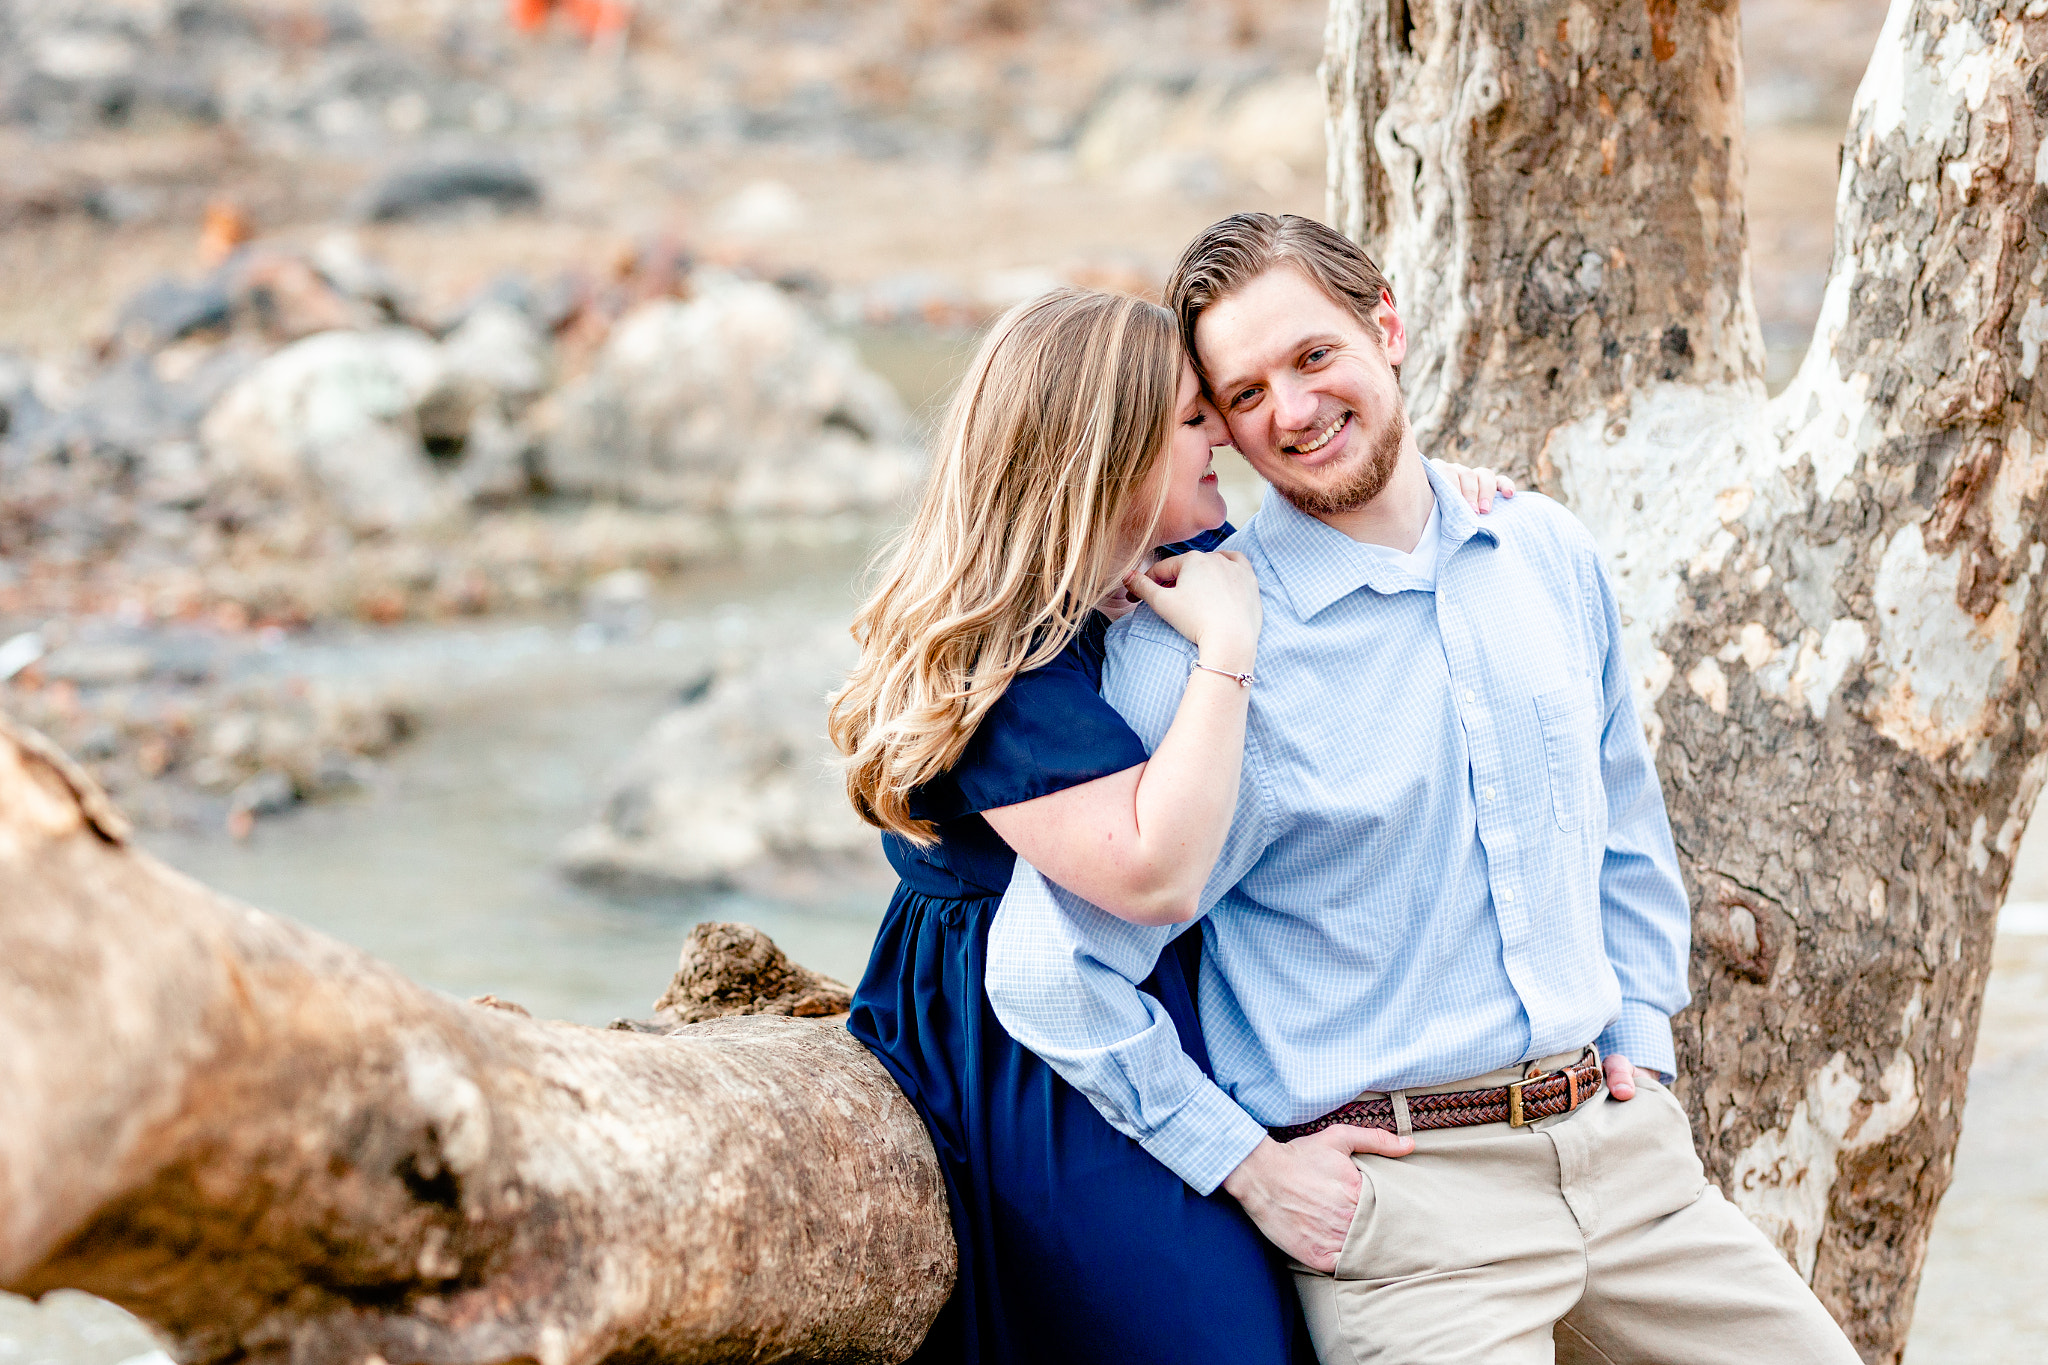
xmin=942 ymin=659 xmax=1151 ymax=816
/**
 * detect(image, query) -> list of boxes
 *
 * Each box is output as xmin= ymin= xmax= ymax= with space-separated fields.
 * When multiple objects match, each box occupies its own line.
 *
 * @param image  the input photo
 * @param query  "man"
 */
xmin=984 ymin=214 xmax=1860 ymax=1364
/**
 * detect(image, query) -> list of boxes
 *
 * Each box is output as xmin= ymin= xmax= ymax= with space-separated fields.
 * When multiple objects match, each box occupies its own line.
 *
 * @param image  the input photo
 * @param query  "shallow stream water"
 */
xmin=134 ymin=542 xmax=895 ymax=1020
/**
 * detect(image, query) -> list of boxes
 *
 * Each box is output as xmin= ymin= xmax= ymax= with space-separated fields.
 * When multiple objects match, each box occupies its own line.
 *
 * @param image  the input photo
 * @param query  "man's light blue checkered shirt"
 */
xmin=984 ymin=460 xmax=1692 ymax=1195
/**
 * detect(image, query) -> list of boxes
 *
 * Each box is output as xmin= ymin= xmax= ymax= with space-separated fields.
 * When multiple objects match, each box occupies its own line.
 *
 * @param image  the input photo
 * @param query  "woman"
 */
xmin=829 ymin=289 xmax=1507 ymax=1363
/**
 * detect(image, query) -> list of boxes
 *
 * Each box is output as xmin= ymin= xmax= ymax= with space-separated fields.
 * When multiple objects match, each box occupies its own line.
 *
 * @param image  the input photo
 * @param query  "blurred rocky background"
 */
xmin=2 ymin=2 xmax=2037 ymax=1360
xmin=0 ymin=0 xmax=1339 ymax=837
xmin=0 ymin=0 xmax=1879 ymax=840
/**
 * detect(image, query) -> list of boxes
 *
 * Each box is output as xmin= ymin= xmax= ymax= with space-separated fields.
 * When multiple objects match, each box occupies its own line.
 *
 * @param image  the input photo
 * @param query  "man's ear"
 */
xmin=1375 ymin=290 xmax=1408 ymax=367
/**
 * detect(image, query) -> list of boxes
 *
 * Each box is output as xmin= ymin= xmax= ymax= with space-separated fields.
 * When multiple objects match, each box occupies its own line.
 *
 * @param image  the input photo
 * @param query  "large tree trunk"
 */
xmin=10 ymin=5 xmax=2040 ymax=1362
xmin=0 ymin=715 xmax=953 ymax=1365
xmin=1325 ymin=1 xmax=2045 ymax=1359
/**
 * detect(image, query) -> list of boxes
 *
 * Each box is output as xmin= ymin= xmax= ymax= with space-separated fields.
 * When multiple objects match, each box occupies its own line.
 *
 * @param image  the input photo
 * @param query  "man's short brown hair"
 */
xmin=1165 ymin=213 xmax=1397 ymax=380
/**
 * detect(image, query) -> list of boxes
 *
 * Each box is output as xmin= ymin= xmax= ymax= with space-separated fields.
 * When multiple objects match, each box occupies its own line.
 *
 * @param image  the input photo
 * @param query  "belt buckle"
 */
xmin=1512 ymin=1049 xmax=1599 ymax=1129
xmin=1509 ymin=1061 xmax=1573 ymax=1127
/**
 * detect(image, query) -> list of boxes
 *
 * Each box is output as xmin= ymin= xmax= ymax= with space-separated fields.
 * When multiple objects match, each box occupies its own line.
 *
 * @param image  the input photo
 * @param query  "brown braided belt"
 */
xmin=1270 ymin=1052 xmax=1606 ymax=1141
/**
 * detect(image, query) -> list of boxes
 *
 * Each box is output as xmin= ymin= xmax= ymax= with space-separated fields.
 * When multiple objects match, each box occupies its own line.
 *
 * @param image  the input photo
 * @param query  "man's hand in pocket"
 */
xmin=1221 ymin=1128 xmax=1415 ymax=1273
xmin=1603 ymin=1053 xmax=1662 ymax=1100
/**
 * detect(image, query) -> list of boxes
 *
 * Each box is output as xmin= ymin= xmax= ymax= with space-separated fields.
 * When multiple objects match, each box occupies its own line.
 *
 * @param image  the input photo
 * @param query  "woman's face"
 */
xmin=1149 ymin=359 xmax=1233 ymax=547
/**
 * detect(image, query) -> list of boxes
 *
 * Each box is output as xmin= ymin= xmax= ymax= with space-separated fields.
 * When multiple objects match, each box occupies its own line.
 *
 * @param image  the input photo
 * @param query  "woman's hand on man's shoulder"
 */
xmin=1431 ymin=458 xmax=1517 ymax=514
xmin=1124 ymin=549 xmax=1261 ymax=675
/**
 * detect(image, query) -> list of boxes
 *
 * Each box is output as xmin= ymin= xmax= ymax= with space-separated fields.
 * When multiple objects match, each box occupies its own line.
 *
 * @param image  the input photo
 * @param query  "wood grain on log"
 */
xmin=0 ymin=713 xmax=952 ymax=1365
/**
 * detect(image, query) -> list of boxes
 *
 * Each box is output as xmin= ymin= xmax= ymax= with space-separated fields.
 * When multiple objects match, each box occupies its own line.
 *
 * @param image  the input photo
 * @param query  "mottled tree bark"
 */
xmin=1325 ymin=1 xmax=2045 ymax=1359
xmin=0 ymin=716 xmax=953 ymax=1365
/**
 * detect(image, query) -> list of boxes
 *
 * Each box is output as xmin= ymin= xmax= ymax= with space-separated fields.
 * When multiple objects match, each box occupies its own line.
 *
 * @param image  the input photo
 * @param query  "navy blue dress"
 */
xmin=848 ymin=534 xmax=1313 ymax=1365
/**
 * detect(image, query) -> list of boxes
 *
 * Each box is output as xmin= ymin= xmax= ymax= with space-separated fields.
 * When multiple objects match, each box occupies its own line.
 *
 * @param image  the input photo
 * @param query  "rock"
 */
xmin=33 ymin=29 xmax=141 ymax=84
xmin=310 ymin=233 xmax=414 ymax=319
xmin=710 ymin=179 xmax=805 ymax=238
xmin=115 ymin=277 xmax=233 ymax=350
xmin=74 ymin=723 xmax=120 ymax=761
xmin=445 ymin=272 xmax=581 ymax=336
xmin=13 ymin=345 xmax=252 ymax=473
xmin=580 ymin=567 xmax=653 ymax=640
xmin=358 ymin=157 xmax=542 ymax=222
xmin=228 ymin=768 xmax=297 ymax=819
xmin=538 ymin=273 xmax=922 ymax=517
xmin=198 ymin=328 xmax=460 ymax=534
xmin=556 ymin=628 xmax=875 ymax=891
xmin=422 ymin=301 xmax=552 ymax=501
xmin=437 ymin=301 xmax=551 ymax=406
xmin=136 ymin=438 xmax=210 ymax=511
xmin=443 ymin=401 xmax=537 ymax=504
xmin=0 ymin=632 xmax=46 ymax=681
xmin=0 ymin=352 xmax=42 ymax=442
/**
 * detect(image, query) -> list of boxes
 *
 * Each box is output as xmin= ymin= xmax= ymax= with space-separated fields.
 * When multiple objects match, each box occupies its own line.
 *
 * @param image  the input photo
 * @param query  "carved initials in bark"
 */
xmin=1326 ymin=1 xmax=2045 ymax=1358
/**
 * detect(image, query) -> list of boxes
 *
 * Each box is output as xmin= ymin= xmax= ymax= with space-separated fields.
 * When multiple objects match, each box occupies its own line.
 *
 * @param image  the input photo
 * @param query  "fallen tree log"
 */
xmin=0 ymin=715 xmax=953 ymax=1365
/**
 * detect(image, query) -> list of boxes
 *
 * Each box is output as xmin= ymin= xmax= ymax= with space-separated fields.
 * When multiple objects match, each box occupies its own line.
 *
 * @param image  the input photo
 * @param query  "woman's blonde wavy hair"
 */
xmin=828 ymin=288 xmax=1183 ymax=844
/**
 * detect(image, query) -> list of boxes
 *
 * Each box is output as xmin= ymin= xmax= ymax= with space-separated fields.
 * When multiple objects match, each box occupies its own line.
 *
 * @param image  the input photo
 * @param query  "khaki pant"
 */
xmin=1292 ymin=1054 xmax=1862 ymax=1365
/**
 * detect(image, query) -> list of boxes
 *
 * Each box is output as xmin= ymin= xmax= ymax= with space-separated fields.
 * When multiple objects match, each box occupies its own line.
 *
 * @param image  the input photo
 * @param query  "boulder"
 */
xmin=358 ymin=157 xmax=542 ymax=222
xmin=557 ymin=628 xmax=876 ymax=892
xmin=310 ymin=232 xmax=415 ymax=319
xmin=0 ymin=351 xmax=46 ymax=444
xmin=538 ymin=273 xmax=922 ymax=517
xmin=579 ymin=567 xmax=653 ymax=641
xmin=198 ymin=328 xmax=458 ymax=534
xmin=114 ymin=277 xmax=233 ymax=350
xmin=425 ymin=301 xmax=552 ymax=501
xmin=438 ymin=300 xmax=551 ymax=404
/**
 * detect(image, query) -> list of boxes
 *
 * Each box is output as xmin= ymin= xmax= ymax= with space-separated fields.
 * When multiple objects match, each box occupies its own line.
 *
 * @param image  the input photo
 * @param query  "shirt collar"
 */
xmin=1248 ymin=457 xmax=1500 ymax=621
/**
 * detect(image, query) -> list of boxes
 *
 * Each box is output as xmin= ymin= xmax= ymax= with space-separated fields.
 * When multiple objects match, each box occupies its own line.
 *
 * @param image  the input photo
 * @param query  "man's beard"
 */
xmin=1273 ymin=404 xmax=1408 ymax=519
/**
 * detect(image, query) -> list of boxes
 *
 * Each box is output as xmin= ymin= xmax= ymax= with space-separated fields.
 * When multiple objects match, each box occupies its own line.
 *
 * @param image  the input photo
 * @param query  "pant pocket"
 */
xmin=1331 ymin=1156 xmax=1383 ymax=1281
xmin=1627 ymin=1077 xmax=1708 ymax=1204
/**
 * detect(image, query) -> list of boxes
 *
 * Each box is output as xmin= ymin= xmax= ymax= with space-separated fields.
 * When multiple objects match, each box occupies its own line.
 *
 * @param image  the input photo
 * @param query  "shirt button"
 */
xmin=1482 ymin=786 xmax=1497 ymax=803
xmin=1463 ymin=688 xmax=1478 ymax=705
xmin=1499 ymin=887 xmax=1515 ymax=905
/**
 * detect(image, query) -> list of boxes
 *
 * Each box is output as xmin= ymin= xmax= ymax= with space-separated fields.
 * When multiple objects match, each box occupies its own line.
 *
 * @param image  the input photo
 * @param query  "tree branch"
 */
xmin=0 ymin=713 xmax=952 ymax=1365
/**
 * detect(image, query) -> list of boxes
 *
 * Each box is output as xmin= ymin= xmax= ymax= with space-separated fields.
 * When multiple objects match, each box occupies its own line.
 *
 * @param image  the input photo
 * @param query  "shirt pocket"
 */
xmin=1532 ymin=681 xmax=1600 ymax=833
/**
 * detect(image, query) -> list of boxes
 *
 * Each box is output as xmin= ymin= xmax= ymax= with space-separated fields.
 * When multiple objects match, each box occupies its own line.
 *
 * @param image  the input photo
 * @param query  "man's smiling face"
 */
xmin=1195 ymin=264 xmax=1412 ymax=519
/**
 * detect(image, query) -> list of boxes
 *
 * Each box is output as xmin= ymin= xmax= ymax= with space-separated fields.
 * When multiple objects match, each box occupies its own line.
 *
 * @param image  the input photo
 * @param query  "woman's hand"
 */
xmin=1124 ymin=550 xmax=1261 ymax=673
xmin=1432 ymin=459 xmax=1517 ymax=514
